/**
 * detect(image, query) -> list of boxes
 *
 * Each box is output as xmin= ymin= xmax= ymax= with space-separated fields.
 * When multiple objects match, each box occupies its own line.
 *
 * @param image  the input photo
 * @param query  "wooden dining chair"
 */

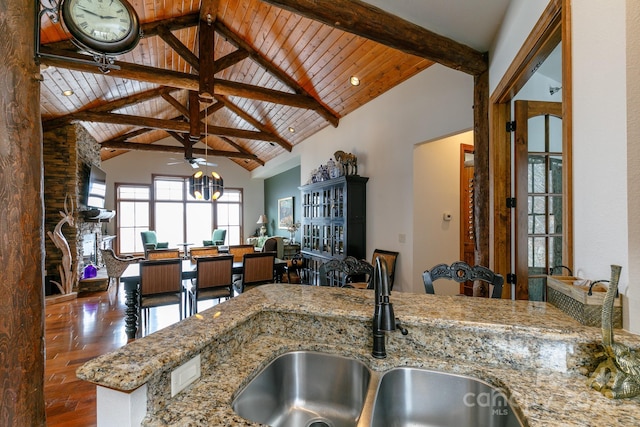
xmin=228 ymin=244 xmax=256 ymax=263
xmin=138 ymin=258 xmax=183 ymax=335
xmin=422 ymin=261 xmax=504 ymax=299
xmin=318 ymin=256 xmax=374 ymax=289
xmin=146 ymin=248 xmax=181 ymax=260
xmin=286 ymin=253 xmax=306 ymax=284
xmin=189 ymin=246 xmax=219 ymax=261
xmin=234 ymin=252 xmax=275 ymax=294
xmin=189 ymin=255 xmax=234 ymax=314
xmin=371 ymin=249 xmax=399 ymax=290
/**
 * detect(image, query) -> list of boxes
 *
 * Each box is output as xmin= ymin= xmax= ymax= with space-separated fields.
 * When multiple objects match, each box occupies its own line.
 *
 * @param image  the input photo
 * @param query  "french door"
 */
xmin=513 ymin=100 xmax=564 ymax=301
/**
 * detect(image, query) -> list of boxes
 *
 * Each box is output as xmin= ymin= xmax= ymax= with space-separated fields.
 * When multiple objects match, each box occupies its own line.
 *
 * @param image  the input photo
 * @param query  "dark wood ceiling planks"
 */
xmin=37 ymin=0 xmax=451 ymax=170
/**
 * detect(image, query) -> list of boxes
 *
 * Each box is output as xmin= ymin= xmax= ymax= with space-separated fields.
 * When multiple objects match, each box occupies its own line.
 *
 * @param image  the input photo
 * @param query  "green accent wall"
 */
xmin=264 ymin=166 xmax=301 ymax=238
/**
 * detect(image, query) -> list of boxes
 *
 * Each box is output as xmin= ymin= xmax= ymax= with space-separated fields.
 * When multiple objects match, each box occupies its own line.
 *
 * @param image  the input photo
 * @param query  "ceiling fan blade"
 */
xmin=190 ymin=162 xmax=200 ymax=169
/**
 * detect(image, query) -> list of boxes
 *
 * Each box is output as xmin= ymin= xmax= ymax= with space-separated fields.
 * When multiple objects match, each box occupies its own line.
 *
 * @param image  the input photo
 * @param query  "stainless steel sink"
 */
xmin=233 ymin=352 xmax=523 ymax=427
xmin=370 ymin=367 xmax=523 ymax=427
xmin=232 ymin=351 xmax=372 ymax=427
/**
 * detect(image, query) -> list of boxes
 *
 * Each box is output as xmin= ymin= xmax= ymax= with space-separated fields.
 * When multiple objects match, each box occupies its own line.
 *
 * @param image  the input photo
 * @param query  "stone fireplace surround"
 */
xmin=43 ymin=124 xmax=105 ymax=294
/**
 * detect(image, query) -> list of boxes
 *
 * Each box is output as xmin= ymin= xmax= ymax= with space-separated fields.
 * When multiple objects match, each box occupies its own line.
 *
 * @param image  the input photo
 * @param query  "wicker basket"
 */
xmin=546 ymin=276 xmax=622 ymax=328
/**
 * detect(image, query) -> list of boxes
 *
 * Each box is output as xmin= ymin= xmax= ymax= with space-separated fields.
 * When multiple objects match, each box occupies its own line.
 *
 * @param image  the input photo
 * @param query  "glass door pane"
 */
xmin=526 ymin=114 xmax=563 ymax=301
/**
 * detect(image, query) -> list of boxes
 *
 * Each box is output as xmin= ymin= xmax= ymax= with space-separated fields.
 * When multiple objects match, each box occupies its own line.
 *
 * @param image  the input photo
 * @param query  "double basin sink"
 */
xmin=232 ymin=351 xmax=523 ymax=427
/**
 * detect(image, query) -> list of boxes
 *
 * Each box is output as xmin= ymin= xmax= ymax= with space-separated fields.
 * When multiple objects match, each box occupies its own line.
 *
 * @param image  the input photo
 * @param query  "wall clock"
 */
xmin=60 ymin=0 xmax=141 ymax=55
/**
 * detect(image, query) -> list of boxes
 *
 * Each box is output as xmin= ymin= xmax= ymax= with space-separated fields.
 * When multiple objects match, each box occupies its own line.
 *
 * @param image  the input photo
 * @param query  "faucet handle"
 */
xmin=395 ymin=319 xmax=408 ymax=335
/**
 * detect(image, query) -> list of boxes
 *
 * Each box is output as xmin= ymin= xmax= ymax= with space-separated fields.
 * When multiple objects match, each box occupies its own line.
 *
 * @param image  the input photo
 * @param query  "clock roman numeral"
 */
xmin=80 ymin=21 xmax=89 ymax=29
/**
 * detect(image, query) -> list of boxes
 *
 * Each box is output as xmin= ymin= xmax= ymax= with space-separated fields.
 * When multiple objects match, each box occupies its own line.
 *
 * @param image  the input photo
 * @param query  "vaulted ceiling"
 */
xmin=37 ymin=0 xmax=507 ymax=171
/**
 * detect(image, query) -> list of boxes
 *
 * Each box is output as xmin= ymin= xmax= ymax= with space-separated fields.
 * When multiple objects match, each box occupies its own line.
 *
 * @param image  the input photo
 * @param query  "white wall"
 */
xmin=572 ymin=1 xmax=633 ymax=331
xmin=572 ymin=0 xmax=629 ymax=283
xmin=100 ymin=142 xmax=265 ymax=241
xmin=259 ymin=64 xmax=474 ymax=293
xmin=626 ymin=0 xmax=640 ymax=333
xmin=489 ymin=0 xmax=551 ymax=92
xmin=413 ymin=131 xmax=474 ymax=294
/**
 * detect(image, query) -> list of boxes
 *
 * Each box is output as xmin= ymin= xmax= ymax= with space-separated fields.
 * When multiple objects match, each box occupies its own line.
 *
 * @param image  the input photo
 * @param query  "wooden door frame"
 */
xmin=489 ymin=0 xmax=573 ymax=299
xmin=460 ymin=143 xmax=475 ymax=295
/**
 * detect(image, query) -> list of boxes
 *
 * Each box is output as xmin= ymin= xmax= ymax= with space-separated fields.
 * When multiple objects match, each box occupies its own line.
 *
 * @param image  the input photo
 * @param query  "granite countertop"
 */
xmin=77 ymin=284 xmax=640 ymax=426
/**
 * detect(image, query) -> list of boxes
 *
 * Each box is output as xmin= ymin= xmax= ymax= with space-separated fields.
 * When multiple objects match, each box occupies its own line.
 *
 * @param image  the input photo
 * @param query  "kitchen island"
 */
xmin=77 ymin=284 xmax=640 ymax=426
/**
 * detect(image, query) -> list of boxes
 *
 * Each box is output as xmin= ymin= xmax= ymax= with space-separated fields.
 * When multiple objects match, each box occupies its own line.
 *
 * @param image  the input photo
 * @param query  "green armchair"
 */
xmin=140 ymin=231 xmax=169 ymax=255
xmin=203 ymin=229 xmax=226 ymax=246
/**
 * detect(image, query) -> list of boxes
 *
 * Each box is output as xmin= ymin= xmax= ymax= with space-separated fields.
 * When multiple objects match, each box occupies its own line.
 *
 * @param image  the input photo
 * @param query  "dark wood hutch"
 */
xmin=299 ymin=175 xmax=368 ymax=285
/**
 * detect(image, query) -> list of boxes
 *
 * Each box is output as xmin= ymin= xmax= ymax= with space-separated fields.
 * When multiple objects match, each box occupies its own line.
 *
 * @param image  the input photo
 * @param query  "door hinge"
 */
xmin=506 ymin=121 xmax=516 ymax=132
xmin=507 ymin=273 xmax=517 ymax=285
xmin=506 ymin=197 xmax=516 ymax=208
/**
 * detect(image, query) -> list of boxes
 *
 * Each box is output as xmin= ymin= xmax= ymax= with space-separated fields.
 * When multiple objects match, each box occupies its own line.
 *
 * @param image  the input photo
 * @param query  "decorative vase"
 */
xmin=328 ymin=158 xmax=340 ymax=179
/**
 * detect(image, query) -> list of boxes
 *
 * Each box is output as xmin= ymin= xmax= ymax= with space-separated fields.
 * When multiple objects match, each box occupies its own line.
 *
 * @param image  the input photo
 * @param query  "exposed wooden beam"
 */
xmin=215 ymin=79 xmax=321 ymax=110
xmin=146 ymin=97 xmax=271 ymax=163
xmin=214 ymin=49 xmax=250 ymax=73
xmin=139 ymin=13 xmax=200 ymax=37
xmin=199 ymin=106 xmax=266 ymax=166
xmin=215 ymin=20 xmax=339 ymax=127
xmin=215 ymin=95 xmax=292 ymax=152
xmin=108 ymin=128 xmax=151 ymax=143
xmin=199 ymin=0 xmax=220 ymax=98
xmin=39 ymin=47 xmax=329 ymax=111
xmin=156 ymin=25 xmax=200 ymax=71
xmin=42 ymin=87 xmax=175 ymax=131
xmin=43 ymin=14 xmax=201 ymax=52
xmin=217 ymin=135 xmax=264 ymax=165
xmin=99 ymin=140 xmax=260 ymax=161
xmin=473 ymin=69 xmax=490 ymax=296
xmin=161 ymin=92 xmax=190 ymax=117
xmin=260 ymin=0 xmax=487 ymax=76
xmin=188 ymin=91 xmax=200 ymax=143
xmin=71 ymin=110 xmax=283 ymax=142
xmin=199 ymin=100 xmax=225 ymax=119
xmin=167 ymin=131 xmax=267 ymax=167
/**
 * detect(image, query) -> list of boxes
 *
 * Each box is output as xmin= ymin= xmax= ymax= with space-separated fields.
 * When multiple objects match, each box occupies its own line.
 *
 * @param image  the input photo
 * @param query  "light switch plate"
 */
xmin=171 ymin=354 xmax=201 ymax=397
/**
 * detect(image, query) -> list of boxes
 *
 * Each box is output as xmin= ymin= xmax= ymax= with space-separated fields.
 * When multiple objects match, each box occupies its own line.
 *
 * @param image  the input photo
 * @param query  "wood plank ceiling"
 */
xmin=37 ymin=0 xmax=483 ymax=171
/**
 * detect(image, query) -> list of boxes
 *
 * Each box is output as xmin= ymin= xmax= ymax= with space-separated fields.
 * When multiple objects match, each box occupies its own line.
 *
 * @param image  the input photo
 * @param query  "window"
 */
xmin=116 ymin=177 xmax=244 ymax=254
xmin=215 ymin=189 xmax=243 ymax=245
xmin=116 ymin=184 xmax=150 ymax=254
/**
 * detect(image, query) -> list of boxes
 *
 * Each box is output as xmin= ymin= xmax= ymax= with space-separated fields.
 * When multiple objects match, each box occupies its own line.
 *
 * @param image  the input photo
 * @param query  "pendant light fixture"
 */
xmin=189 ymin=170 xmax=205 ymax=199
xmin=210 ymin=170 xmax=223 ymax=200
xmin=190 ymin=100 xmax=224 ymax=201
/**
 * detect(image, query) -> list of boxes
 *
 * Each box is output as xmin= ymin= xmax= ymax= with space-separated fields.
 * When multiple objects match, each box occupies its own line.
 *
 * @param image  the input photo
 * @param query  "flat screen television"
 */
xmin=86 ymin=165 xmax=107 ymax=209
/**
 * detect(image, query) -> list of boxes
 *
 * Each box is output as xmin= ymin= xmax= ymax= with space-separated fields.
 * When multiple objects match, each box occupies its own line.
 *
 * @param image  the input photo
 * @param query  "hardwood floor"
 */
xmin=44 ymin=285 xmax=203 ymax=426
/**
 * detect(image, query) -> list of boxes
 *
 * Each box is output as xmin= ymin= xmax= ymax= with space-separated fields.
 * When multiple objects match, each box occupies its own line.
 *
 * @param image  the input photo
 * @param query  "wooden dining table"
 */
xmin=121 ymin=257 xmax=287 ymax=339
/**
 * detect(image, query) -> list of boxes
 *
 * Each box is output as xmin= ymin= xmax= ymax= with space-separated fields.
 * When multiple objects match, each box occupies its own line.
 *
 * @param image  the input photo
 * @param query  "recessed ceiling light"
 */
xmin=288 ymin=127 xmax=295 ymax=133
xmin=62 ymin=90 xmax=74 ymax=96
xmin=350 ymin=76 xmax=360 ymax=86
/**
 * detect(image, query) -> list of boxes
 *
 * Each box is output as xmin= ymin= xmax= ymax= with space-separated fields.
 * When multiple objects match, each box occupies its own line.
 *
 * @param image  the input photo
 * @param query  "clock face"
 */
xmin=61 ymin=0 xmax=141 ymax=55
xmin=69 ymin=0 xmax=132 ymax=42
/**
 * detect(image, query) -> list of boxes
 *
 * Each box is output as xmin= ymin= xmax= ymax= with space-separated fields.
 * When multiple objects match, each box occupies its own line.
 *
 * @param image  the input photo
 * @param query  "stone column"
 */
xmin=0 ymin=0 xmax=46 ymax=425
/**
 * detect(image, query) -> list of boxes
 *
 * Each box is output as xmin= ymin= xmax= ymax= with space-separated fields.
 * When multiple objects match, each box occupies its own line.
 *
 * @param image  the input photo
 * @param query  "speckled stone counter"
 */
xmin=77 ymin=284 xmax=640 ymax=426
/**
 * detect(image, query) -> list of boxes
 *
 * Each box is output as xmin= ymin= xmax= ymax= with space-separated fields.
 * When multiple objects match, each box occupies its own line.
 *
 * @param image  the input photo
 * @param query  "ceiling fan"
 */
xmin=167 ymin=156 xmax=218 ymax=169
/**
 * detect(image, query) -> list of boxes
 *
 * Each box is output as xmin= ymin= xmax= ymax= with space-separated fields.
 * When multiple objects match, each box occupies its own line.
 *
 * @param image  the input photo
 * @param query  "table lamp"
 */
xmin=257 ymin=214 xmax=268 ymax=236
